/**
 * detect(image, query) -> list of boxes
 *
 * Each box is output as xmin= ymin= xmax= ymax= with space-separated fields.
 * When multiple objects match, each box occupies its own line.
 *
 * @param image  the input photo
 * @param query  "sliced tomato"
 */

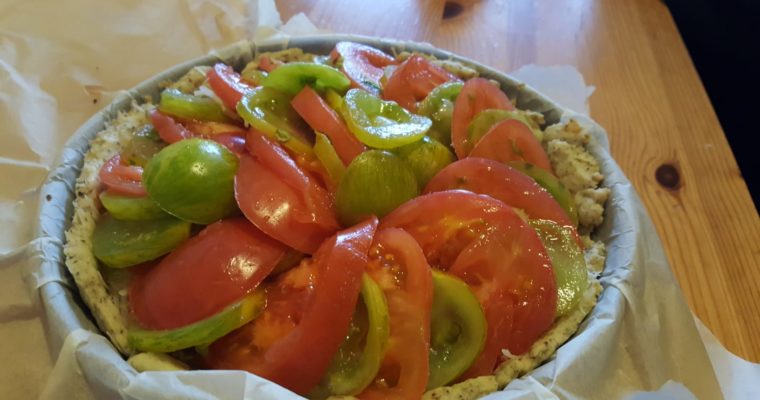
xmin=209 ymin=259 xmax=318 ymax=370
xmin=291 ymin=85 xmax=366 ymax=165
xmin=331 ymin=42 xmax=397 ymax=95
xmin=151 ymin=111 xmax=246 ymax=155
xmin=206 ymin=218 xmax=378 ymax=395
xmin=425 ymin=158 xmax=574 ymax=228
xmin=293 ymin=151 xmax=336 ymax=193
xmin=359 ymin=228 xmax=432 ymax=400
xmin=245 ymin=133 xmax=334 ymax=218
xmin=380 ymin=190 xmax=556 ymax=378
xmin=469 ymin=119 xmax=552 ymax=171
xmin=99 ymin=154 xmax=147 ymax=197
xmin=258 ymin=55 xmax=282 ymax=73
xmin=236 ymin=134 xmax=339 ymax=254
xmin=150 ymin=109 xmax=193 ymax=144
xmin=207 ymin=63 xmax=255 ymax=111
xmin=129 ymin=218 xmax=287 ymax=330
xmin=451 ymin=78 xmax=515 ymax=158
xmin=382 ymin=55 xmax=460 ymax=111
xmin=180 ymin=120 xmax=247 ymax=137
xmin=208 ymin=133 xmax=246 ymax=155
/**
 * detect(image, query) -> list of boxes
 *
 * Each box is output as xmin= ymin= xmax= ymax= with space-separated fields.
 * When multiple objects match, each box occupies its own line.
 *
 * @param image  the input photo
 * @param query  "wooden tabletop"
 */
xmin=277 ymin=0 xmax=760 ymax=361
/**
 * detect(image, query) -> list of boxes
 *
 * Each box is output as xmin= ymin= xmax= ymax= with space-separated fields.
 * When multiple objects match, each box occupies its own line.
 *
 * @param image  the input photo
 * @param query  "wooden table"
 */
xmin=277 ymin=0 xmax=760 ymax=362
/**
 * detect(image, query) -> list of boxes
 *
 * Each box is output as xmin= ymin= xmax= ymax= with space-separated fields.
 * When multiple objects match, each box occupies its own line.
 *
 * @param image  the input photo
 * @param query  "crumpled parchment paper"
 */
xmin=1 ymin=0 xmax=756 ymax=399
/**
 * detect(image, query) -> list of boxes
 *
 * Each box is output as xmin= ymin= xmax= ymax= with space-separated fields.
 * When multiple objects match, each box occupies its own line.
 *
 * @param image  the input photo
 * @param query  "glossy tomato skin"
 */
xmin=207 ymin=63 xmax=254 ymax=111
xmin=129 ymin=218 xmax=287 ymax=330
xmin=207 ymin=217 xmax=379 ymax=395
xmin=150 ymin=110 xmax=193 ymax=144
xmin=291 ymin=85 xmax=365 ymax=165
xmin=451 ymin=78 xmax=514 ymax=158
xmin=380 ymin=190 xmax=557 ymax=378
xmin=99 ymin=154 xmax=148 ymax=197
xmin=449 ymin=227 xmax=556 ymax=379
xmin=469 ymin=119 xmax=553 ymax=171
xmin=425 ymin=157 xmax=575 ymax=228
xmin=382 ymin=54 xmax=460 ymax=111
xmin=360 ymin=228 xmax=433 ymax=400
xmin=331 ymin=42 xmax=397 ymax=95
xmin=236 ymin=134 xmax=339 ymax=254
xmin=206 ymin=260 xmax=317 ymax=376
xmin=207 ymin=133 xmax=246 ymax=155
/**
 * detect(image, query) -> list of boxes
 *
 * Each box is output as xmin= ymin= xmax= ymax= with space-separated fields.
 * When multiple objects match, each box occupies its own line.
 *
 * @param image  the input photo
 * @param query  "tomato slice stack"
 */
xmin=360 ymin=228 xmax=433 ymax=399
xmin=206 ymin=218 xmax=378 ymax=394
xmin=91 ymin=40 xmax=597 ymax=398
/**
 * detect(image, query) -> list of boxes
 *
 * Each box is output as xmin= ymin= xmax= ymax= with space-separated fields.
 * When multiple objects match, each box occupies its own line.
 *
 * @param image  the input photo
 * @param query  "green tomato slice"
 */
xmin=342 ymin=89 xmax=431 ymax=149
xmin=314 ymin=132 xmax=347 ymax=183
xmin=262 ymin=62 xmax=351 ymax=96
xmin=99 ymin=191 xmax=167 ymax=221
xmin=417 ymin=81 xmax=463 ymax=148
xmin=128 ymin=289 xmax=266 ymax=353
xmin=335 ymin=150 xmax=418 ymax=226
xmin=92 ymin=214 xmax=191 ymax=268
xmin=158 ymin=88 xmax=233 ymax=123
xmin=467 ymin=109 xmax=543 ymax=147
xmin=324 ymin=88 xmax=344 ymax=112
xmin=311 ymin=274 xmax=390 ymax=398
xmin=121 ymin=125 xmax=165 ymax=167
xmin=241 ymin=69 xmax=268 ymax=86
xmin=236 ymin=87 xmax=314 ymax=155
xmin=143 ymin=138 xmax=239 ymax=225
xmin=427 ymin=270 xmax=488 ymax=389
xmin=529 ymin=219 xmax=588 ymax=316
xmin=392 ymin=136 xmax=455 ymax=189
xmin=510 ymin=161 xmax=579 ymax=226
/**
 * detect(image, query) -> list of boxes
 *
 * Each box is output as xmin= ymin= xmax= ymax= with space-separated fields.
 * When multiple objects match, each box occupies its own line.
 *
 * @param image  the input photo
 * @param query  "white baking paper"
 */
xmin=0 ymin=0 xmax=754 ymax=399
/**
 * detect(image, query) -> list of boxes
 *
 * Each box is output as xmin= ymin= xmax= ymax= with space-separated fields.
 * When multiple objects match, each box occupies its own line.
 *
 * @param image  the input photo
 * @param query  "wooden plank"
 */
xmin=276 ymin=0 xmax=760 ymax=361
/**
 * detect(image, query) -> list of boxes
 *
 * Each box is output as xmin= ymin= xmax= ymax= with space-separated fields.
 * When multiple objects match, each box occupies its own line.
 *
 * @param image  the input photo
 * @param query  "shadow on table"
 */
xmin=666 ymin=0 xmax=760 ymax=209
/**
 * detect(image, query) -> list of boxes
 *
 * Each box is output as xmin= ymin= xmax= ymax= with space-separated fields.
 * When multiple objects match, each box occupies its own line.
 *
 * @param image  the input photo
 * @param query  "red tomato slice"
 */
xmin=425 ymin=158 xmax=574 ymax=229
xmin=245 ymin=133 xmax=335 ymax=223
xmin=293 ymin=151 xmax=336 ymax=193
xmin=258 ymin=55 xmax=282 ymax=73
xmin=206 ymin=218 xmax=378 ymax=395
xmin=360 ymin=228 xmax=432 ymax=400
xmin=208 ymin=133 xmax=246 ymax=155
xmin=153 ymin=112 xmax=246 ymax=155
xmin=99 ymin=154 xmax=147 ymax=197
xmin=150 ymin=110 xmax=193 ymax=144
xmin=235 ymin=137 xmax=339 ymax=254
xmin=331 ymin=42 xmax=397 ymax=95
xmin=451 ymin=78 xmax=515 ymax=158
xmin=291 ymin=85 xmax=366 ymax=165
xmin=380 ymin=190 xmax=556 ymax=378
xmin=129 ymin=218 xmax=287 ymax=330
xmin=469 ymin=119 xmax=553 ymax=171
xmin=383 ymin=54 xmax=460 ymax=111
xmin=207 ymin=63 xmax=255 ymax=111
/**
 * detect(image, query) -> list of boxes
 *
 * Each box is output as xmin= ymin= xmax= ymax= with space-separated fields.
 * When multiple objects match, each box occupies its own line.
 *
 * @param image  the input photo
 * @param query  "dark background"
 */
xmin=665 ymin=0 xmax=759 ymax=207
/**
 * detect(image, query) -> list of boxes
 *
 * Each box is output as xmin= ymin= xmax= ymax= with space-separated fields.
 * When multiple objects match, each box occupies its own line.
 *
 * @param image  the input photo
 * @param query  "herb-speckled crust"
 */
xmin=63 ymin=103 xmax=151 ymax=355
xmin=544 ymin=119 xmax=611 ymax=234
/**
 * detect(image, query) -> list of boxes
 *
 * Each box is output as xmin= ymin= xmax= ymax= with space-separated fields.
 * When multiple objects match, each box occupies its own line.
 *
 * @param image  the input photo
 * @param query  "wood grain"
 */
xmin=277 ymin=0 xmax=760 ymax=361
